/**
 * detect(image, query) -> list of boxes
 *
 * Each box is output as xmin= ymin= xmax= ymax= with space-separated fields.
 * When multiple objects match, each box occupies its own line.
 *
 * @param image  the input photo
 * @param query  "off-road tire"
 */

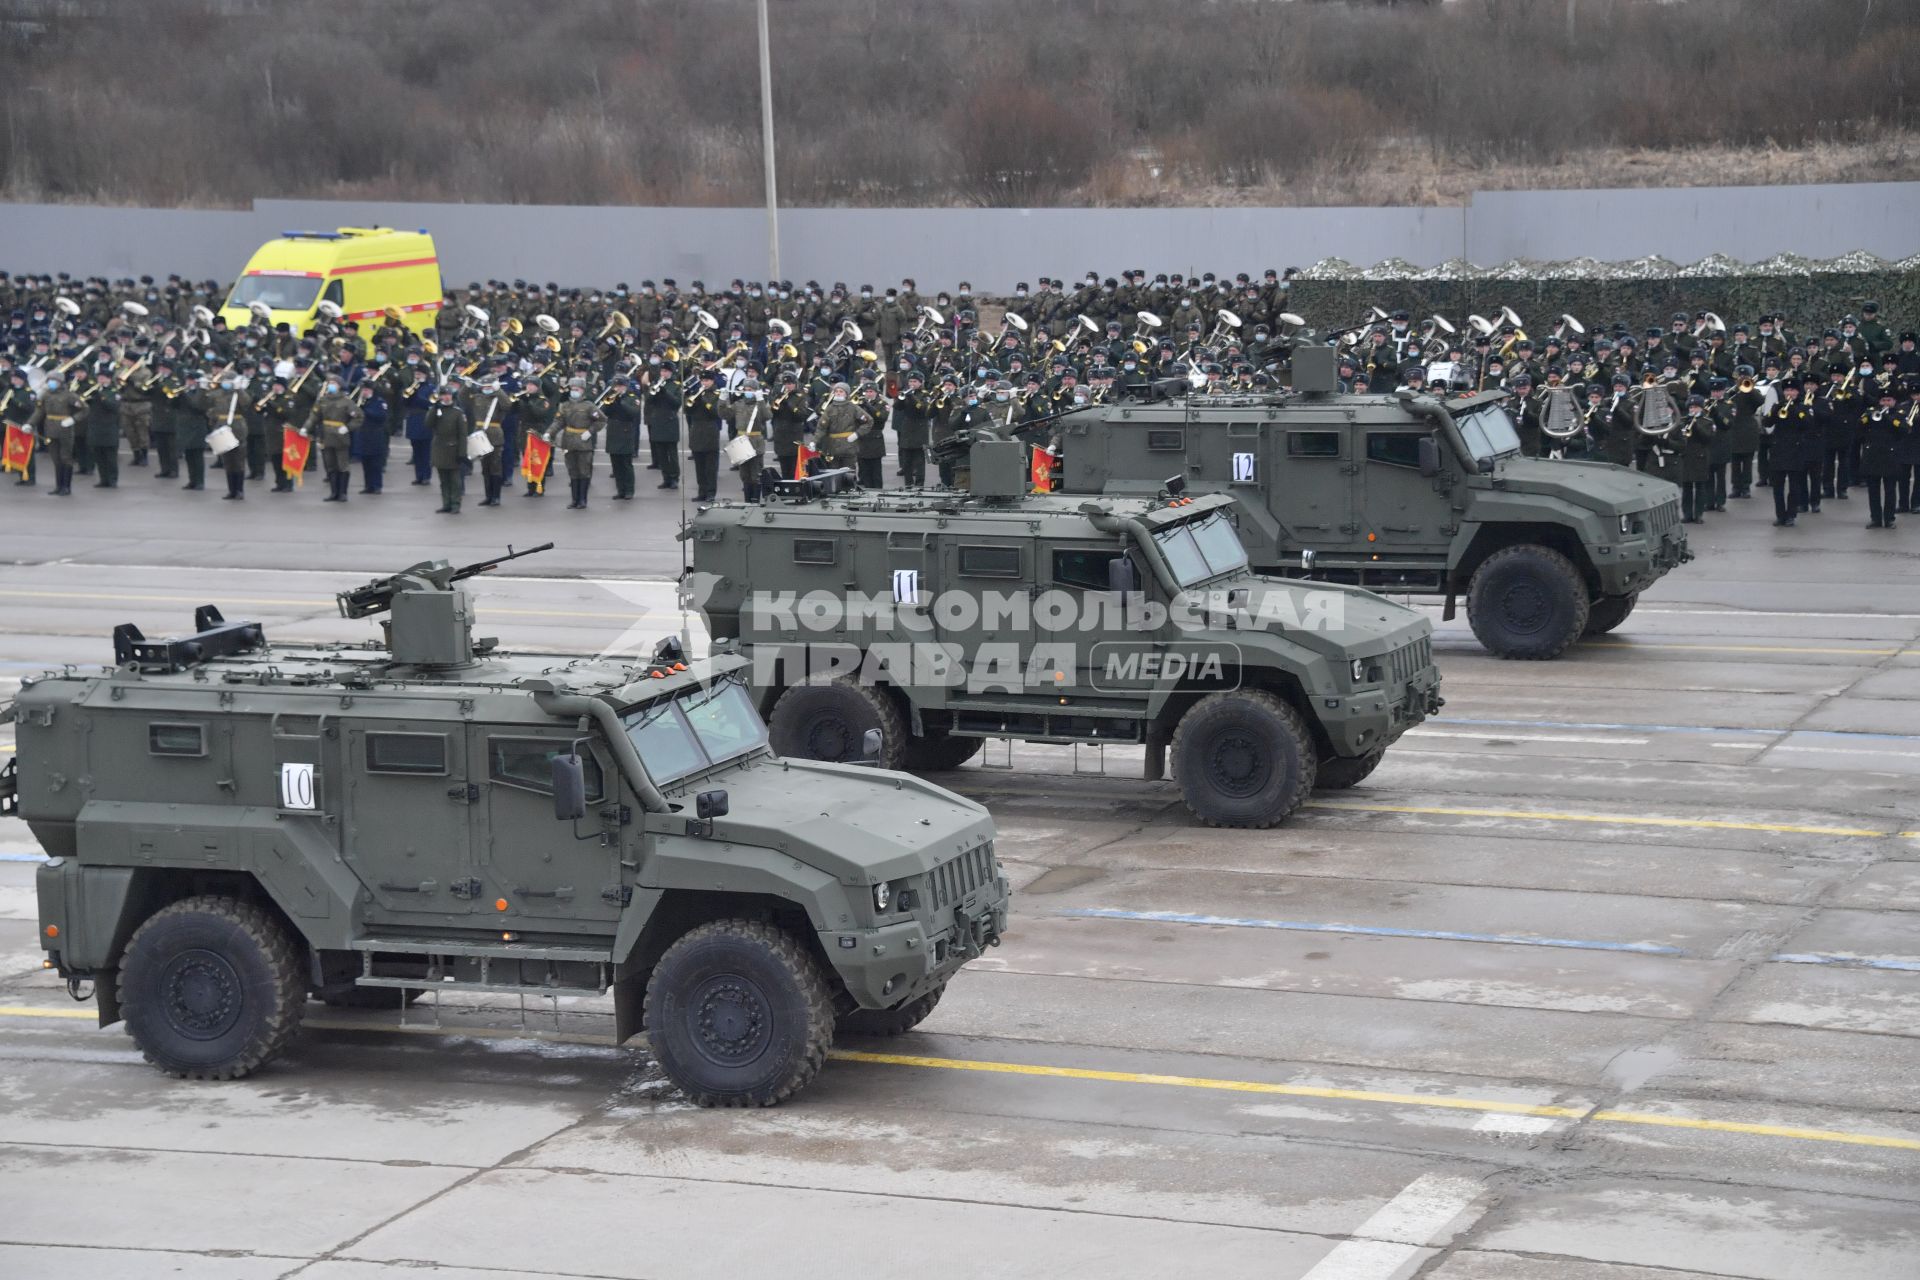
xmin=645 ymin=919 xmax=835 ymax=1108
xmin=1315 ymin=748 xmax=1384 ymax=791
xmin=837 ymin=983 xmax=945 ymax=1038
xmin=1467 ymin=544 xmax=1591 ymax=660
xmin=768 ymin=675 xmax=908 ymax=769
xmin=900 ymin=731 xmax=982 ymax=773
xmin=1582 ymin=592 xmax=1638 ymax=637
xmin=119 ymin=895 xmax=305 ymax=1080
xmin=1170 ymin=689 xmax=1316 ymax=828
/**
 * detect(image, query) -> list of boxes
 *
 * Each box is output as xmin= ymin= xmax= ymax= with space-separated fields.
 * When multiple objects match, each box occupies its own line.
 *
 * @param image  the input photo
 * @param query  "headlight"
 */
xmin=872 ymin=881 xmax=891 ymax=912
xmin=1350 ymin=658 xmax=1369 ymax=683
xmin=1618 ymin=514 xmax=1632 ymax=535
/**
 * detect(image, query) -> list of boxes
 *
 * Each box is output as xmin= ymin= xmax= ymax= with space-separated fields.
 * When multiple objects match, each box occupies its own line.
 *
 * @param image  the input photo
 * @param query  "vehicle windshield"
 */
xmin=226 ymin=275 xmax=322 ymax=313
xmin=1152 ymin=510 xmax=1249 ymax=588
xmin=1456 ymin=403 xmax=1522 ymax=464
xmin=622 ymin=678 xmax=769 ymax=785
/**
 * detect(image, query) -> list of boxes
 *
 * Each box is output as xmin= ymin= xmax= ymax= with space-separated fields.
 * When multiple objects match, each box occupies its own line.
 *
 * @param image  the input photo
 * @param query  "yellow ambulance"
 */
xmin=221 ymin=226 xmax=443 ymax=350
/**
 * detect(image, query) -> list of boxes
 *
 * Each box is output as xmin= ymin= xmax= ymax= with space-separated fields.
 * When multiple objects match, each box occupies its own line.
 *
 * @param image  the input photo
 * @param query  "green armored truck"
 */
xmin=1058 ymin=349 xmax=1690 ymax=660
xmin=688 ymin=443 xmax=1441 ymax=829
xmin=3 ymin=547 xmax=1008 ymax=1107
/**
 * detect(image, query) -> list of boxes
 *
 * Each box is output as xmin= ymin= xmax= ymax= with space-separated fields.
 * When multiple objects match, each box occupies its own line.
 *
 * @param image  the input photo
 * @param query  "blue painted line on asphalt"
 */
xmin=1771 ymin=952 xmax=1920 ymax=974
xmin=0 ymin=852 xmax=49 ymax=863
xmin=1433 ymin=716 xmax=1920 ymax=746
xmin=1053 ymin=907 xmax=1688 ymax=956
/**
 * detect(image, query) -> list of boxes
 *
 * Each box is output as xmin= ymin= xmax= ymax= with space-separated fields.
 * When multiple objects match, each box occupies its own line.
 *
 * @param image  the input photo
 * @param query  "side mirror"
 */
xmin=1477 ymin=456 xmax=1496 ymax=475
xmin=860 ymin=728 xmax=883 ymax=764
xmin=1418 ymin=436 xmax=1441 ymax=477
xmin=696 ymin=789 xmax=729 ymax=820
xmin=1106 ymin=555 xmax=1140 ymax=593
xmin=551 ymin=754 xmax=587 ymax=821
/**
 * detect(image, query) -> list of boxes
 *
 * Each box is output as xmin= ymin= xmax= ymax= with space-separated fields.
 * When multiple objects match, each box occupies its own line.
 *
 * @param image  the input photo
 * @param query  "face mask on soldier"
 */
xmin=569 ymin=389 xmax=583 ymax=400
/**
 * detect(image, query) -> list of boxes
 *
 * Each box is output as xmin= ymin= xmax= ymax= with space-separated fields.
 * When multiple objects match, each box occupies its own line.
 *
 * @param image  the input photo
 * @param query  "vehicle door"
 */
xmin=1043 ymin=541 xmax=1152 ymax=697
xmin=935 ymin=535 xmax=1033 ymax=696
xmin=340 ymin=722 xmax=478 ymax=922
xmin=470 ymin=729 xmax=626 ymax=928
xmin=1181 ymin=414 xmax=1285 ymax=563
xmin=1358 ymin=426 xmax=1450 ymax=551
xmin=1268 ymin=422 xmax=1365 ymax=555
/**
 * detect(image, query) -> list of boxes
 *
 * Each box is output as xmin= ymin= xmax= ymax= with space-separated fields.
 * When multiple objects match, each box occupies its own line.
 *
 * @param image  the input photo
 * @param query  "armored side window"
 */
xmin=148 ymin=722 xmax=206 ymax=758
xmin=957 ymin=544 xmax=1022 ymax=577
xmin=793 ymin=537 xmax=836 ymax=565
xmin=490 ymin=737 xmax=603 ymax=801
xmin=1146 ymin=429 xmax=1184 ymax=451
xmin=365 ymin=732 xmax=448 ymax=776
xmin=1366 ymin=432 xmax=1425 ymax=469
xmin=1053 ymin=548 xmax=1122 ymax=591
xmin=1286 ymin=430 xmax=1342 ymax=458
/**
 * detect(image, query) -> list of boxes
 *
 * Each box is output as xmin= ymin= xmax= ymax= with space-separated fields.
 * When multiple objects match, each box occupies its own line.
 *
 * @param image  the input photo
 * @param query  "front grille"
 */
xmin=1386 ymin=635 xmax=1432 ymax=685
xmin=928 ymin=842 xmax=995 ymax=911
xmin=1647 ymin=499 xmax=1680 ymax=537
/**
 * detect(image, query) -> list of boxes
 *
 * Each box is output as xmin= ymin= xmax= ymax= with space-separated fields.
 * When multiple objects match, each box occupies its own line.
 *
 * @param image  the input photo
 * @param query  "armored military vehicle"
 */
xmin=689 ymin=444 xmax=1441 ymax=829
xmin=1058 ymin=348 xmax=1690 ymax=660
xmin=4 ymin=546 xmax=1008 ymax=1107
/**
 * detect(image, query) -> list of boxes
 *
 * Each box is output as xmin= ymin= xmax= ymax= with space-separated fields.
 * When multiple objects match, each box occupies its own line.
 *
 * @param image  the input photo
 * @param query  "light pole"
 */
xmin=756 ymin=0 xmax=780 ymax=279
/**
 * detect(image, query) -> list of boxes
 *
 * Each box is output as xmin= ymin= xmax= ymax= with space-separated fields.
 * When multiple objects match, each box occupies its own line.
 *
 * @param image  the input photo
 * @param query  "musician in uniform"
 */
xmin=514 ymin=376 xmax=555 ymax=497
xmin=1675 ymin=394 xmax=1715 ymax=523
xmin=302 ymin=375 xmax=363 ymax=504
xmin=854 ymin=380 xmax=889 ymax=490
xmin=424 ymin=383 xmax=470 ymax=514
xmin=1703 ymin=376 xmax=1734 ymax=510
xmin=356 ymin=376 xmax=391 ymax=496
xmin=602 ymin=377 xmax=642 ymax=500
xmin=1766 ymin=376 xmax=1814 ymax=527
xmin=684 ymin=368 xmax=725 ymax=502
xmin=5 ymin=365 xmax=36 ymax=486
xmin=216 ymin=377 xmax=255 ymax=501
xmin=817 ymin=380 xmax=871 ymax=475
xmin=81 ymin=368 xmax=122 ymax=488
xmin=551 ymin=376 xmax=605 ymax=509
xmin=1724 ymin=367 xmax=1765 ymax=499
xmin=1858 ymin=383 xmax=1904 ymax=529
xmin=769 ymin=370 xmax=809 ymax=480
xmin=892 ymin=369 xmax=931 ymax=488
xmin=638 ymin=354 xmax=683 ymax=490
xmin=27 ymin=371 xmax=80 ymax=496
xmin=726 ymin=376 xmax=769 ymax=502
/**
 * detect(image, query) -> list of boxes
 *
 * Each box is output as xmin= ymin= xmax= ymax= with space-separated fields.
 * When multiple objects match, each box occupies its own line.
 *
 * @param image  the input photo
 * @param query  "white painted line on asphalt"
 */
xmin=1406 ymin=729 xmax=1648 ymax=746
xmin=1766 ymin=744 xmax=1920 ymax=759
xmin=1710 ymin=742 xmax=1774 ymax=749
xmin=1298 ymin=1240 xmax=1425 ymax=1280
xmin=1300 ymin=1173 xmax=1486 ymax=1279
xmin=1471 ymin=1113 xmax=1558 ymax=1136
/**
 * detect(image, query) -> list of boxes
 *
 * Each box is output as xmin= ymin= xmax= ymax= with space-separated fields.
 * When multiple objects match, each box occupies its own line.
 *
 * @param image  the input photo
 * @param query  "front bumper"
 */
xmin=825 ymin=868 xmax=1011 ymax=1010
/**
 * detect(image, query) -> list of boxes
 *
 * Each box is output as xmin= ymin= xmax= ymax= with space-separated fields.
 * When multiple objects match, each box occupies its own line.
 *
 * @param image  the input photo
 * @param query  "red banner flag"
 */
xmin=280 ymin=427 xmax=312 ymax=486
xmin=521 ymin=432 xmax=553 ymax=494
xmin=1029 ymin=444 xmax=1057 ymax=493
xmin=795 ymin=440 xmax=820 ymax=480
xmin=2 ymin=423 xmax=33 ymax=475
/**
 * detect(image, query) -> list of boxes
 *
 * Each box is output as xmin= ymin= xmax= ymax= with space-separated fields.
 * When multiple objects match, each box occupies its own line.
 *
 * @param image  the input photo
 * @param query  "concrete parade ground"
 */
xmin=1 ymin=460 xmax=1918 ymax=1280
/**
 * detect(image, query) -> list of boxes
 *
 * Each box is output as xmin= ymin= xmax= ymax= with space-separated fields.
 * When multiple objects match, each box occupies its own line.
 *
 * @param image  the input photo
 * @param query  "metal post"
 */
xmin=756 ymin=0 xmax=780 ymax=279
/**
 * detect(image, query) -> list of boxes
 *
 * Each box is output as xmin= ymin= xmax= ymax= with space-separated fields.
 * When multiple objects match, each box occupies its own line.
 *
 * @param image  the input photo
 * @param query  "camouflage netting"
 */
xmin=1288 ymin=251 xmax=1920 ymax=336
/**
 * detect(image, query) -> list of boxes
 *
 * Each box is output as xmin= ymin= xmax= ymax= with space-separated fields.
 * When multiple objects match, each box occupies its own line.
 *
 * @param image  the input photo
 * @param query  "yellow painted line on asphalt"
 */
xmin=831 ymin=1049 xmax=1920 ymax=1153
xmin=1301 ymin=800 xmax=1886 ymax=838
xmin=1582 ymin=639 xmax=1907 ymax=657
xmin=832 ymin=1049 xmax=1586 ymax=1118
xmin=3 ymin=1006 xmax=1913 ymax=1152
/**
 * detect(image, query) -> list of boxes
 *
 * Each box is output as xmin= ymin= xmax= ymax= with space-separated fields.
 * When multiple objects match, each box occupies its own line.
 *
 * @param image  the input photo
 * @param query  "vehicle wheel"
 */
xmin=317 ymin=986 xmax=425 ymax=1010
xmin=1582 ymin=592 xmax=1638 ymax=637
xmin=837 ymin=983 xmax=945 ymax=1038
xmin=768 ymin=675 xmax=907 ymax=768
xmin=1315 ymin=749 xmax=1383 ymax=791
xmin=1466 ymin=544 xmax=1591 ymax=660
xmin=900 ymin=731 xmax=982 ymax=772
xmin=119 ymin=895 xmax=305 ymax=1080
xmin=645 ymin=919 xmax=835 ymax=1108
xmin=1170 ymin=689 xmax=1315 ymax=828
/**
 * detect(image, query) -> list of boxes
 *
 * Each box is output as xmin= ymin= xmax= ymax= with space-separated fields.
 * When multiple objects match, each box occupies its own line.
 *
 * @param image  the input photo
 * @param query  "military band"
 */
xmin=1 ymin=270 xmax=1915 ymax=536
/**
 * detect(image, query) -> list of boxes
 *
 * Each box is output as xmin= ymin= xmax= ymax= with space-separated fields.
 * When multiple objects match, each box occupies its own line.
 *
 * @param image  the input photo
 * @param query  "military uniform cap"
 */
xmin=1611 ymin=372 xmax=1631 ymax=386
xmin=1510 ymin=371 xmax=1532 ymax=385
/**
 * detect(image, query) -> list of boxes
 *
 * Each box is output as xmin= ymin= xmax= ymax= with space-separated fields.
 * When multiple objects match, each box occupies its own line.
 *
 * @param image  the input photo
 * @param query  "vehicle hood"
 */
xmin=1204 ymin=576 xmax=1433 ymax=661
xmin=681 ymin=756 xmax=994 ymax=884
xmin=1486 ymin=457 xmax=1676 ymax=515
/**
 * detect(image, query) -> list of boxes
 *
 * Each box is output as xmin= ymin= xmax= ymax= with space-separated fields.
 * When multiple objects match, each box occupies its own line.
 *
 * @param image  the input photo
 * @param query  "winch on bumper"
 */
xmin=825 ymin=847 xmax=1011 ymax=1009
